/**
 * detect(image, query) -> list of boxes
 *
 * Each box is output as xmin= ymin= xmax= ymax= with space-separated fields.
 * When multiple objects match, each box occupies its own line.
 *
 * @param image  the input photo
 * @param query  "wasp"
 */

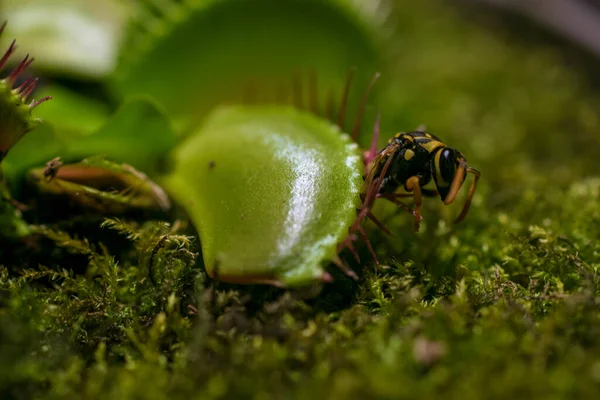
xmin=351 ymin=129 xmax=480 ymax=242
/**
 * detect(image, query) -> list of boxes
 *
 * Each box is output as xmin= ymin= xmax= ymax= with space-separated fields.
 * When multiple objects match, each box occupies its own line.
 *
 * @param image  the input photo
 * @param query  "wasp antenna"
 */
xmin=337 ymin=67 xmax=355 ymax=130
xmin=351 ymin=72 xmax=381 ymax=142
xmin=454 ymin=166 xmax=480 ymax=224
xmin=308 ymin=70 xmax=319 ymax=115
xmin=292 ymin=70 xmax=303 ymax=110
xmin=443 ymin=160 xmax=467 ymax=205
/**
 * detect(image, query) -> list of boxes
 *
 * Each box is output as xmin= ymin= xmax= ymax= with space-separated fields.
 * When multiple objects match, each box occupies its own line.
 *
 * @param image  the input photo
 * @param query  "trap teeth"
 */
xmin=0 ymin=21 xmax=51 ymax=161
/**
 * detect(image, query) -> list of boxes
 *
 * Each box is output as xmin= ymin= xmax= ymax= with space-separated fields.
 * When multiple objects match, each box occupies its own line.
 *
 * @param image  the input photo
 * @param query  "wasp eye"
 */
xmin=439 ymin=148 xmax=459 ymax=184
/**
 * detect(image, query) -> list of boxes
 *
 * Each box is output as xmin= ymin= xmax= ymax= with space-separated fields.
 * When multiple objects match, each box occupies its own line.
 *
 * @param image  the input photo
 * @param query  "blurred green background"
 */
xmin=2 ymin=0 xmax=600 ymax=398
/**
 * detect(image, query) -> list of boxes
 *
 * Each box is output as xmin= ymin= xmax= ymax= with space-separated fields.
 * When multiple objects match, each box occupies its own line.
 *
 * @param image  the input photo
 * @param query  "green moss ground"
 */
xmin=3 ymin=1 xmax=600 ymax=398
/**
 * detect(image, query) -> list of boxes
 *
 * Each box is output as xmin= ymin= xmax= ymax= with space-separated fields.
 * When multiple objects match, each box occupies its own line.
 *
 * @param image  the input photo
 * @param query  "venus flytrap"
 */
xmin=0 ymin=21 xmax=51 ymax=238
xmin=0 ymin=1 xmax=393 ymax=284
xmin=0 ymin=0 xmax=480 ymax=289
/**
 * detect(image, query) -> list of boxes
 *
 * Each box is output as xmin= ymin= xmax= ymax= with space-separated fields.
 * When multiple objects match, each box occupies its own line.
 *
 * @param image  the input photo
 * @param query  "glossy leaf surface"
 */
xmin=163 ymin=106 xmax=363 ymax=287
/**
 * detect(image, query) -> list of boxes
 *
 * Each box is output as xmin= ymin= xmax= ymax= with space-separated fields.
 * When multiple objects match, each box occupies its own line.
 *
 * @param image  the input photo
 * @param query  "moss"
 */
xmin=3 ymin=0 xmax=600 ymax=399
xmin=3 ymin=181 xmax=600 ymax=399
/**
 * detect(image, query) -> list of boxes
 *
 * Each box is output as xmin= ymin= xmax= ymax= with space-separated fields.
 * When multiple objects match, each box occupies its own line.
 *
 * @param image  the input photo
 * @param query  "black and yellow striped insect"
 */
xmin=358 ymin=130 xmax=481 ymax=233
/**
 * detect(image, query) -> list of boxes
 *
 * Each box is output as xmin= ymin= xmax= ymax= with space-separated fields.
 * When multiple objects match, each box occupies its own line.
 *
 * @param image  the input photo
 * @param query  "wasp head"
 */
xmin=433 ymin=146 xmax=481 ymax=224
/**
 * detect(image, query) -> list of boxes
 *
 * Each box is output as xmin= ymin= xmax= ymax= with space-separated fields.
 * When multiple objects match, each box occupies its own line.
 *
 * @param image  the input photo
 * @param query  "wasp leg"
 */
xmin=379 ymin=189 xmax=437 ymax=202
xmin=405 ymin=176 xmax=423 ymax=232
xmin=351 ymin=149 xmax=395 ymax=234
xmin=363 ymin=147 xmax=395 ymax=210
xmin=377 ymin=192 xmax=414 ymax=215
xmin=338 ymin=145 xmax=395 ymax=265
xmin=377 ymin=192 xmax=424 ymax=231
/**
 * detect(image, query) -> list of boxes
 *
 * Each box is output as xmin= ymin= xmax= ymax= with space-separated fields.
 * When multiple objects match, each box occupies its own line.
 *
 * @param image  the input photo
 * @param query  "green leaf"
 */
xmin=65 ymin=96 xmax=178 ymax=176
xmin=32 ymin=85 xmax=111 ymax=137
xmin=3 ymin=97 xmax=177 ymax=188
xmin=2 ymin=122 xmax=65 ymax=189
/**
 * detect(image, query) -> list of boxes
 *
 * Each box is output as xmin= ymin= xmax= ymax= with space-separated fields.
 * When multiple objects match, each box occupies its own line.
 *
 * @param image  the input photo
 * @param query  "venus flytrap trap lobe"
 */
xmin=164 ymin=105 xmax=364 ymax=287
xmin=27 ymin=157 xmax=171 ymax=215
xmin=162 ymin=71 xmax=381 ymax=287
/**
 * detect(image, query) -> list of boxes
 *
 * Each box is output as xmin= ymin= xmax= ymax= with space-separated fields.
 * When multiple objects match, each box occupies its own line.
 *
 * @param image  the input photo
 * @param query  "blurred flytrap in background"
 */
xmin=1 ymin=0 xmax=388 ymax=139
xmin=112 ymin=0 xmax=386 ymax=134
xmin=0 ymin=0 xmax=129 ymax=78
